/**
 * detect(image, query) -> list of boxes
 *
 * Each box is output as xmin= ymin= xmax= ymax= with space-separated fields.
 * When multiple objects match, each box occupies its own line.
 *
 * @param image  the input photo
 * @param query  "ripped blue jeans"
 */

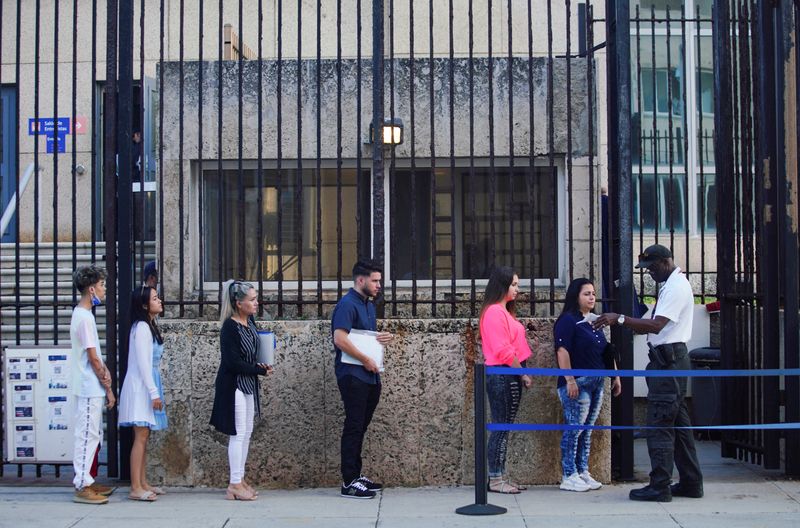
xmin=557 ymin=376 xmax=604 ymax=477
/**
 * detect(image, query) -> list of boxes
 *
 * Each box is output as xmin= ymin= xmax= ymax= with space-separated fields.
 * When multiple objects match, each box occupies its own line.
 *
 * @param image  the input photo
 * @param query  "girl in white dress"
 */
xmin=118 ymin=286 xmax=167 ymax=501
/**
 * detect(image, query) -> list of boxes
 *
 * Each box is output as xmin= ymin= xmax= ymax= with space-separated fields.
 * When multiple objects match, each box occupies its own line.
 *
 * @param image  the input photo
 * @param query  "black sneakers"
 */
xmin=670 ymin=482 xmax=704 ymax=498
xmin=357 ymin=475 xmax=383 ymax=491
xmin=341 ymin=479 xmax=376 ymax=499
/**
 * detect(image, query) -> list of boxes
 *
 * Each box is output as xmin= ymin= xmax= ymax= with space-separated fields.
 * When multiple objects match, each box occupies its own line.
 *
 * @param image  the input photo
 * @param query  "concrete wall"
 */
xmin=147 ymin=317 xmax=612 ymax=488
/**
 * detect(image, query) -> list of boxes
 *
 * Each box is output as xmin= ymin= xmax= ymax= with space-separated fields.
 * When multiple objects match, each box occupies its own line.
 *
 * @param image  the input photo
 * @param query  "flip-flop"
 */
xmin=148 ymin=487 xmax=166 ymax=495
xmin=128 ymin=490 xmax=157 ymax=502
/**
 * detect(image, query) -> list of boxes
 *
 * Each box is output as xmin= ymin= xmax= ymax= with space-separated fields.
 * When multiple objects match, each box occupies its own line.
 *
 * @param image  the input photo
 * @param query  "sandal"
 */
xmin=503 ymin=476 xmax=527 ymax=491
xmin=148 ymin=486 xmax=166 ymax=495
xmin=488 ymin=478 xmax=521 ymax=494
xmin=225 ymin=485 xmax=257 ymax=501
xmin=128 ymin=490 xmax=158 ymax=502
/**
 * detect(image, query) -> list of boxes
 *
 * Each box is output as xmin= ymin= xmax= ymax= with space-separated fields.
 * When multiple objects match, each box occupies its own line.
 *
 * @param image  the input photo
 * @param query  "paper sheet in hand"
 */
xmin=341 ymin=329 xmax=385 ymax=372
xmin=577 ymin=313 xmax=599 ymax=325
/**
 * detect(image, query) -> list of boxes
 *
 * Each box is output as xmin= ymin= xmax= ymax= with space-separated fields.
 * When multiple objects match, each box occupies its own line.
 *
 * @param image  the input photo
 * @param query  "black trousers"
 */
xmin=645 ymin=343 xmax=703 ymax=490
xmin=338 ymin=375 xmax=381 ymax=485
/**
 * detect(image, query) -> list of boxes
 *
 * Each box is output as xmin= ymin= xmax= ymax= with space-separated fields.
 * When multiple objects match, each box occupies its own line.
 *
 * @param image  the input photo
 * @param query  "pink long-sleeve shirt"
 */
xmin=479 ymin=303 xmax=533 ymax=366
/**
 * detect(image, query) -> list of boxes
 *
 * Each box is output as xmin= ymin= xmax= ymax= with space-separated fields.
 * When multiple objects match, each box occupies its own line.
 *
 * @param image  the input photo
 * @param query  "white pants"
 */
xmin=228 ymin=389 xmax=255 ymax=485
xmin=73 ymin=396 xmax=104 ymax=490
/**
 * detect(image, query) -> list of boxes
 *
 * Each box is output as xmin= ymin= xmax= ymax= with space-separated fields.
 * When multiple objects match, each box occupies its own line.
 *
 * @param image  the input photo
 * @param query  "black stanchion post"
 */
xmin=456 ymin=363 xmax=507 ymax=516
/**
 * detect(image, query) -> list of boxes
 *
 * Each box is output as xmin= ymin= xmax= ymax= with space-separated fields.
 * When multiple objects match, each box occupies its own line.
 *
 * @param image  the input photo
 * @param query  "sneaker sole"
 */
xmin=559 ymin=485 xmax=590 ymax=492
xmin=340 ymin=493 xmax=376 ymax=499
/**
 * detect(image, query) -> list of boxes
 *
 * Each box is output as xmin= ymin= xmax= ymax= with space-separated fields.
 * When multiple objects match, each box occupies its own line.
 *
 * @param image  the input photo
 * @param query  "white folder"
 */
xmin=341 ymin=329 xmax=385 ymax=372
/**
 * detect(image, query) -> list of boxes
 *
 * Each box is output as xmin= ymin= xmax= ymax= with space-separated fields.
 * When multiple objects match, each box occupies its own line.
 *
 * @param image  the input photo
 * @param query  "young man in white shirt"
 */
xmin=70 ymin=266 xmax=116 ymax=504
xmin=595 ymin=244 xmax=703 ymax=502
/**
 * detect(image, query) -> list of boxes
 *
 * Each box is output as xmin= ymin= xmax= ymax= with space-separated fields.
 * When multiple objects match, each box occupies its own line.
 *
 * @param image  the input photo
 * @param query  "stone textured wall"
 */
xmin=146 ymin=317 xmax=611 ymax=488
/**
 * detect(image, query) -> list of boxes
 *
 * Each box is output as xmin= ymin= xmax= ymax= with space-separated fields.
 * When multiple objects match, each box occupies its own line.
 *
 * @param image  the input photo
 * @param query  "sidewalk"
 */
xmin=1 ymin=441 xmax=798 ymax=527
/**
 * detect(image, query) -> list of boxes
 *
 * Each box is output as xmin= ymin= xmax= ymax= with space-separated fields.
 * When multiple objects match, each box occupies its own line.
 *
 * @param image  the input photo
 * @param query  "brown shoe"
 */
xmin=73 ymin=488 xmax=109 ymax=505
xmin=89 ymin=483 xmax=114 ymax=496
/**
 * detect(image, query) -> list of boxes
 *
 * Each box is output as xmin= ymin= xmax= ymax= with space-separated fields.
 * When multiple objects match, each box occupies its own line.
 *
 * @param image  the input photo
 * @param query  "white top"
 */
xmin=70 ymin=307 xmax=106 ymax=398
xmin=118 ymin=322 xmax=159 ymax=426
xmin=647 ymin=267 xmax=694 ymax=347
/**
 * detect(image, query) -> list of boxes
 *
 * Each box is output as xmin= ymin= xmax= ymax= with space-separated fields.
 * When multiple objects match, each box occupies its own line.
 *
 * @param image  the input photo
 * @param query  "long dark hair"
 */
xmin=130 ymin=286 xmax=163 ymax=344
xmin=558 ymin=278 xmax=595 ymax=323
xmin=479 ymin=266 xmax=517 ymax=320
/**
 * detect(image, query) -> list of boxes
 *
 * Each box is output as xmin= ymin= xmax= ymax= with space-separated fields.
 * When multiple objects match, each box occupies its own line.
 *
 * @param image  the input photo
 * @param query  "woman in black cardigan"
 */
xmin=210 ymin=280 xmax=271 ymax=501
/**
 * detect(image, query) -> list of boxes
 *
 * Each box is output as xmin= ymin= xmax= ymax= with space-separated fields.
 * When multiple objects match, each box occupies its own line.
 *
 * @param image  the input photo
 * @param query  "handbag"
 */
xmin=602 ymin=342 xmax=618 ymax=370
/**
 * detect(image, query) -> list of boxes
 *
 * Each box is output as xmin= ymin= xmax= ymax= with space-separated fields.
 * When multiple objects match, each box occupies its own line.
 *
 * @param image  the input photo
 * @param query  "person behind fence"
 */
xmin=594 ymin=244 xmax=704 ymax=502
xmin=118 ymin=286 xmax=168 ymax=501
xmin=142 ymin=260 xmax=158 ymax=289
xmin=554 ymin=278 xmax=622 ymax=493
xmin=332 ymin=259 xmax=394 ymax=499
xmin=478 ymin=266 xmax=533 ymax=494
xmin=210 ymin=280 xmax=273 ymax=501
xmin=70 ymin=265 xmax=116 ymax=505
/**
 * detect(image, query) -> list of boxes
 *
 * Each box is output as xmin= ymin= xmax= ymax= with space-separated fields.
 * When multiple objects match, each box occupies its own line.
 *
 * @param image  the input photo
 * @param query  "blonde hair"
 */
xmin=220 ymin=279 xmax=255 ymax=322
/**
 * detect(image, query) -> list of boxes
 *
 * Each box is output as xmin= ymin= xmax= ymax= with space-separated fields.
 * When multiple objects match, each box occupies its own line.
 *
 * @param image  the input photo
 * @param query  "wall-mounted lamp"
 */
xmin=370 ymin=118 xmax=404 ymax=146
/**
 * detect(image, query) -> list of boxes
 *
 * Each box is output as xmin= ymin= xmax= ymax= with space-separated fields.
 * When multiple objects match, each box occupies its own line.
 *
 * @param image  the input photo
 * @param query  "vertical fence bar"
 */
xmin=587 ymin=4 xmax=595 ymax=284
xmin=14 ymin=0 xmax=21 ymax=346
xmin=788 ymin=0 xmax=800 ymax=477
xmin=92 ymin=0 xmax=98 ymax=266
xmin=336 ymin=0 xmax=343 ymax=300
xmin=566 ymin=0 xmax=574 ymax=281
xmin=216 ymin=0 xmax=224 ymax=307
xmin=448 ymin=0 xmax=457 ymax=317
xmin=72 ymin=0 xmax=79 ymax=306
xmin=429 ymin=0 xmax=437 ymax=317
xmin=650 ymin=6 xmax=659 ymax=247
xmin=546 ymin=0 xmax=555 ymax=314
xmin=488 ymin=0 xmax=497 ymax=269
xmin=634 ymin=8 xmax=643 ymax=295
xmin=33 ymin=0 xmax=40 ymax=344
xmin=527 ymin=0 xmax=536 ymax=315
xmin=138 ymin=0 xmax=145 ymax=278
xmin=52 ymin=0 xmax=60 ymax=343
xmin=410 ymin=0 xmax=418 ymax=317
xmin=296 ymin=0 xmax=304 ymax=317
xmin=696 ymin=7 xmax=706 ymax=302
xmin=666 ymin=8 xmax=676 ymax=252
xmin=507 ymin=0 xmax=515 ymax=282
xmin=469 ymin=0 xmax=477 ymax=316
xmin=198 ymin=0 xmax=206 ymax=316
xmin=158 ymin=0 xmax=165 ymax=309
xmin=103 ymin=0 xmax=119 ymax=478
xmin=237 ymin=0 xmax=245 ymax=281
xmin=315 ymin=0 xmax=323 ymax=316
xmin=257 ymin=0 xmax=264 ymax=314
xmin=778 ymin=0 xmax=799 ymax=474
xmin=117 ymin=0 xmax=135 ymax=481
xmin=680 ymin=8 xmax=690 ymax=294
xmin=277 ymin=0 xmax=284 ymax=317
xmin=356 ymin=0 xmax=363 ymax=263
xmin=178 ymin=0 xmax=185 ymax=316
xmin=389 ymin=0 xmax=397 ymax=316
xmin=606 ymin=0 xmax=634 ymax=481
xmin=372 ymin=0 xmax=386 ymax=313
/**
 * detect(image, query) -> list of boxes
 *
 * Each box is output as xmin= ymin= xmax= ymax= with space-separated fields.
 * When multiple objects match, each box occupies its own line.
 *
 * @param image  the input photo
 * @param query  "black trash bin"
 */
xmin=689 ymin=347 xmax=721 ymax=439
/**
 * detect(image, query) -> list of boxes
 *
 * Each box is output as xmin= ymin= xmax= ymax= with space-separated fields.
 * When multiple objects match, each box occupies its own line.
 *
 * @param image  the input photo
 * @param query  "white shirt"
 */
xmin=647 ymin=267 xmax=694 ymax=347
xmin=70 ymin=307 xmax=106 ymax=398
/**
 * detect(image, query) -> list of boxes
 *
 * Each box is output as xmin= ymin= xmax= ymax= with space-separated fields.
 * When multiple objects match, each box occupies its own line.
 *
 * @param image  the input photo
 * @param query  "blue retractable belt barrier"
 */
xmin=485 ymin=367 xmax=800 ymax=378
xmin=487 ymin=423 xmax=800 ymax=431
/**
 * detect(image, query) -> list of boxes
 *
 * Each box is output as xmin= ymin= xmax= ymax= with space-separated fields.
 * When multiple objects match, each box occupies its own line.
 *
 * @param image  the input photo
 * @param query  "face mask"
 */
xmin=91 ymin=292 xmax=102 ymax=306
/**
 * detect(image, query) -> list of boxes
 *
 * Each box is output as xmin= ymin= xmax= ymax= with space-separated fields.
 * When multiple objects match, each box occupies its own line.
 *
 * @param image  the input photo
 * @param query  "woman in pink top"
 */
xmin=479 ymin=266 xmax=533 ymax=494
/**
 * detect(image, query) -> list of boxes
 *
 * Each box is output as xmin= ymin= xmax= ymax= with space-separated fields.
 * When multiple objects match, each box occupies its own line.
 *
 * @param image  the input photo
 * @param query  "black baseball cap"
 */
xmin=635 ymin=244 xmax=672 ymax=269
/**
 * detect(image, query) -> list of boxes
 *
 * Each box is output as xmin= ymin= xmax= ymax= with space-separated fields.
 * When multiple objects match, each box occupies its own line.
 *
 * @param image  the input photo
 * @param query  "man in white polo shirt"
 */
xmin=595 ymin=244 xmax=703 ymax=502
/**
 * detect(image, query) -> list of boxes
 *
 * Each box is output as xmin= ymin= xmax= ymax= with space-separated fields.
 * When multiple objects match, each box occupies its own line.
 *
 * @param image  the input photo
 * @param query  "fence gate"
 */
xmin=714 ymin=0 xmax=800 ymax=474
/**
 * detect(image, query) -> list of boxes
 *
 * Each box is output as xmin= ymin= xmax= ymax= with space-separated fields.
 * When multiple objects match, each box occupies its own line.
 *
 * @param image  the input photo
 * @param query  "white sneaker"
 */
xmin=579 ymin=471 xmax=602 ymax=490
xmin=560 ymin=473 xmax=590 ymax=492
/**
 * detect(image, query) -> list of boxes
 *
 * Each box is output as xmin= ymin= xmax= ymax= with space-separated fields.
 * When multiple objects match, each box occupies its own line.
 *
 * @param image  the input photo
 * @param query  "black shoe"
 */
xmin=670 ymin=482 xmax=704 ymax=498
xmin=341 ymin=480 xmax=376 ymax=499
xmin=357 ymin=475 xmax=383 ymax=491
xmin=629 ymin=485 xmax=672 ymax=502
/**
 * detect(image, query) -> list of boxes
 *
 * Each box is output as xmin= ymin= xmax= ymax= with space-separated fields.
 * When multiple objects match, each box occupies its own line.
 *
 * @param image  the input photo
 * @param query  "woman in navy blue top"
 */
xmin=554 ymin=278 xmax=621 ymax=492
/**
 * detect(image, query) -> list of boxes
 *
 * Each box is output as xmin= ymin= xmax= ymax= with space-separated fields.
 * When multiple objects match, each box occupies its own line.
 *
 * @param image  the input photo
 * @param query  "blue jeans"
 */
xmin=558 ymin=376 xmax=604 ymax=477
xmin=486 ymin=370 xmax=522 ymax=478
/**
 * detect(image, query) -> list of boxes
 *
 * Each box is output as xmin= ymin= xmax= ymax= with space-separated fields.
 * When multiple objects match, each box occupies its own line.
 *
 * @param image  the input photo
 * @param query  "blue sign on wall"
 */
xmin=28 ymin=117 xmax=70 ymax=153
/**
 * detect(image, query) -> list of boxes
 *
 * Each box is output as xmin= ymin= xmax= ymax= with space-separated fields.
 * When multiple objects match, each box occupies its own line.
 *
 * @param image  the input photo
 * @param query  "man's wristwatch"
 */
xmin=617 ymin=314 xmax=626 ymax=326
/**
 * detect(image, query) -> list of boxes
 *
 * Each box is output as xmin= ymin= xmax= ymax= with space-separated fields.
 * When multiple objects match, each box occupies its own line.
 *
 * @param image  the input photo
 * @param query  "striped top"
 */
xmin=235 ymin=318 xmax=261 ymax=415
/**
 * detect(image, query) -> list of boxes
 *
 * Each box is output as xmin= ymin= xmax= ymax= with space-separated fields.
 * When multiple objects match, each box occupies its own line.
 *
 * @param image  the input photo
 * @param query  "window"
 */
xmin=633 ymin=173 xmax=687 ymax=232
xmin=390 ymin=166 xmax=558 ymax=281
xmin=202 ymin=167 xmax=369 ymax=283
